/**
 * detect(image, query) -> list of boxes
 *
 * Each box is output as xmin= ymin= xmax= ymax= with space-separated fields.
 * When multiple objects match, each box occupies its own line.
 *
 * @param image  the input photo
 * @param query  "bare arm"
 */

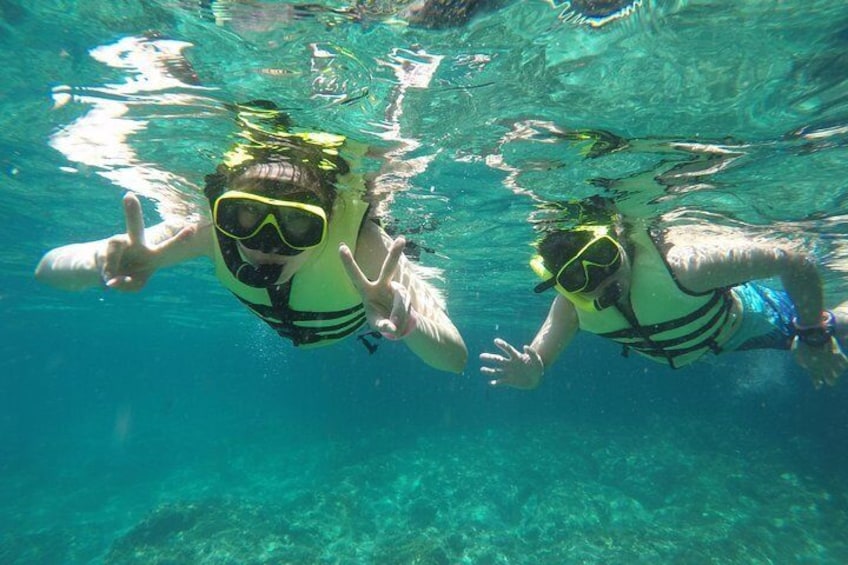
xmin=35 ymin=193 xmax=213 ymax=292
xmin=667 ymin=243 xmax=823 ymax=326
xmin=530 ymin=294 xmax=581 ymax=369
xmin=668 ymin=240 xmax=848 ymax=387
xmin=341 ymin=221 xmax=468 ymax=374
xmin=480 ymin=294 xmax=580 ymax=390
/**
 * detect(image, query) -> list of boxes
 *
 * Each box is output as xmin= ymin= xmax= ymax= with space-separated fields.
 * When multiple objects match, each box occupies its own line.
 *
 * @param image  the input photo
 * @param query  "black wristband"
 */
xmin=796 ymin=326 xmax=833 ymax=347
xmin=793 ymin=311 xmax=835 ymax=347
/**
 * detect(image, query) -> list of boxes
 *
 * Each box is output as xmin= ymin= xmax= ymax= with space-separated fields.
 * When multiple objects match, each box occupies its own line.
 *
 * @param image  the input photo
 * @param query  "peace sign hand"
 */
xmin=339 ymin=236 xmax=417 ymax=340
xmin=100 ymin=193 xmax=195 ymax=291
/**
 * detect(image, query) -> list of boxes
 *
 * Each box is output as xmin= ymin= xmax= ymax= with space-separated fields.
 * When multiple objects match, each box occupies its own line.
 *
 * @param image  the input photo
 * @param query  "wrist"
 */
xmin=397 ymin=308 xmax=418 ymax=339
xmin=528 ymin=346 xmax=545 ymax=383
xmin=94 ymin=247 xmax=109 ymax=286
xmin=793 ymin=311 xmax=835 ymax=347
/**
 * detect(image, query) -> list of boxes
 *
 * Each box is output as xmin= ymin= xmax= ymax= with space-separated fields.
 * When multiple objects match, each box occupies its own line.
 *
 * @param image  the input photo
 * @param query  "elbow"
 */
xmin=443 ymin=331 xmax=469 ymax=374
xmin=783 ymin=250 xmax=819 ymax=281
xmin=446 ymin=346 xmax=469 ymax=375
xmin=34 ymin=253 xmax=56 ymax=286
xmin=784 ymin=248 xmax=813 ymax=266
xmin=34 ymin=250 xmax=93 ymax=291
xmin=436 ymin=356 xmax=467 ymax=375
xmin=425 ymin=340 xmax=468 ymax=375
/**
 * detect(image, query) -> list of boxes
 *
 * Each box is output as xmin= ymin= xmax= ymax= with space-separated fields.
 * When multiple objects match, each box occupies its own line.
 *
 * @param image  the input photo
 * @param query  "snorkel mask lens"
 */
xmin=214 ymin=191 xmax=328 ymax=252
xmin=556 ymin=234 xmax=622 ymax=293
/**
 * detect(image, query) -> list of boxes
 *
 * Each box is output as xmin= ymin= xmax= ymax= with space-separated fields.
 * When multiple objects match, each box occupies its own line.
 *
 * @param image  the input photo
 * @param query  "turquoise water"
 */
xmin=3 ymin=0 xmax=848 ymax=562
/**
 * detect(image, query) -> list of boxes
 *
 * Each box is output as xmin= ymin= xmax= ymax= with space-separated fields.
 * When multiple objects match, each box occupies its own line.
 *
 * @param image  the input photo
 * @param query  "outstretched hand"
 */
xmin=100 ymin=193 xmax=195 ymax=291
xmin=479 ymin=338 xmax=545 ymax=390
xmin=792 ymin=337 xmax=848 ymax=388
xmin=339 ymin=236 xmax=417 ymax=340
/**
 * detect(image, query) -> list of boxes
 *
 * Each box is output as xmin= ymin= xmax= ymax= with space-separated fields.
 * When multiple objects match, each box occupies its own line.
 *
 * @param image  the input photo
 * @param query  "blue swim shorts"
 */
xmin=723 ymin=283 xmax=798 ymax=352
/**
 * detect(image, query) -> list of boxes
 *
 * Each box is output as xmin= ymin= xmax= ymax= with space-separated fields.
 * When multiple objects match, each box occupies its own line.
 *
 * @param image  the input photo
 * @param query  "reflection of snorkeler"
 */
xmin=480 ymin=198 xmax=848 ymax=390
xmin=546 ymin=0 xmax=644 ymax=27
xmin=36 ymin=101 xmax=467 ymax=374
xmin=198 ymin=0 xmax=507 ymax=29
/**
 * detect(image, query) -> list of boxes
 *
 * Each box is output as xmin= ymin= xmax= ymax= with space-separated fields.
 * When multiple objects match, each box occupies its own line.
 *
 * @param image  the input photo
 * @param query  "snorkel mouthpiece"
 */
xmin=234 ymin=261 xmax=284 ymax=287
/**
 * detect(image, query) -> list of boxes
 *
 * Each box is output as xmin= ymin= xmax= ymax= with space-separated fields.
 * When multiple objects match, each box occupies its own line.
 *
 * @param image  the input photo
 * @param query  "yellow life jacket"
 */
xmin=574 ymin=228 xmax=739 ymax=368
xmin=213 ymin=190 xmax=370 ymax=348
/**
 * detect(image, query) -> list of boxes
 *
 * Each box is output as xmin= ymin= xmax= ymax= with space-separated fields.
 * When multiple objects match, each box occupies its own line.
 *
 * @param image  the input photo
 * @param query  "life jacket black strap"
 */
xmin=357 ymin=330 xmax=383 ymax=354
xmin=235 ymin=287 xmax=366 ymax=346
xmin=606 ymin=291 xmax=732 ymax=369
xmin=607 ymin=292 xmax=731 ymax=350
xmin=599 ymin=291 xmax=726 ymax=340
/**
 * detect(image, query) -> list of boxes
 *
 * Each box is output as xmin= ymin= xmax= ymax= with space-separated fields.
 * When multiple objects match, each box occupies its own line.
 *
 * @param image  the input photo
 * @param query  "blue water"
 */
xmin=3 ymin=0 xmax=848 ymax=562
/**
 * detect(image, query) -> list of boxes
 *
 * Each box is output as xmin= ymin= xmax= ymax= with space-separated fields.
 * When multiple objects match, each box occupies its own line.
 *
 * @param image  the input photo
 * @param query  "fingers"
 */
xmin=480 ymin=353 xmax=509 ymax=389
xmin=493 ymin=338 xmax=521 ymax=360
xmin=338 ymin=242 xmax=368 ymax=291
xmin=123 ymin=193 xmax=146 ymax=247
xmin=375 ymin=318 xmax=398 ymax=336
xmin=479 ymin=360 xmax=509 ymax=387
xmin=388 ymin=280 xmax=411 ymax=326
xmin=523 ymin=345 xmax=543 ymax=365
xmin=106 ymin=275 xmax=144 ymax=292
xmin=102 ymin=238 xmax=126 ymax=285
xmin=378 ymin=236 xmax=405 ymax=284
xmin=479 ymin=353 xmax=506 ymax=366
xmin=151 ymin=224 xmax=195 ymax=254
xmin=339 ymin=236 xmax=406 ymax=292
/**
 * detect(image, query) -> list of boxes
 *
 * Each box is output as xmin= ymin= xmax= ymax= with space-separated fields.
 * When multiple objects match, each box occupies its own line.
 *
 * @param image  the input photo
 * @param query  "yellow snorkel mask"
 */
xmin=213 ymin=190 xmax=329 ymax=254
xmin=531 ymin=225 xmax=625 ymax=311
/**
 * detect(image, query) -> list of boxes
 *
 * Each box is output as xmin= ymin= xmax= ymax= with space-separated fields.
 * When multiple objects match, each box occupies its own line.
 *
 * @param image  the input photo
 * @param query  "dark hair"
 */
xmin=230 ymin=160 xmax=335 ymax=211
xmin=205 ymin=100 xmax=353 ymax=216
xmin=204 ymin=137 xmax=352 ymax=219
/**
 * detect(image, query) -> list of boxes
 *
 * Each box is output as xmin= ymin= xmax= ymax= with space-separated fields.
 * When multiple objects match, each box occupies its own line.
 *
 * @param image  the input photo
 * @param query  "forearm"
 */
xmin=529 ymin=295 xmax=579 ymax=371
xmin=34 ymin=221 xmax=203 ymax=291
xmin=397 ymin=263 xmax=467 ymax=373
xmin=403 ymin=310 xmax=468 ymax=374
xmin=353 ymin=223 xmax=467 ymax=372
xmin=780 ymin=251 xmax=825 ymax=326
xmin=35 ymin=241 xmax=107 ymax=290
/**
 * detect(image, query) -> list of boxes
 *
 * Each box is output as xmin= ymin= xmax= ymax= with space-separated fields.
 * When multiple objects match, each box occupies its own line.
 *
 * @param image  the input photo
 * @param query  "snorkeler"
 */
xmin=479 ymin=199 xmax=848 ymax=389
xmin=35 ymin=101 xmax=467 ymax=374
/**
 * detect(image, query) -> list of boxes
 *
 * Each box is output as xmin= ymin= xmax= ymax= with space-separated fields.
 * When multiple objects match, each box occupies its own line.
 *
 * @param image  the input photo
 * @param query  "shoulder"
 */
xmin=356 ymin=219 xmax=390 ymax=253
